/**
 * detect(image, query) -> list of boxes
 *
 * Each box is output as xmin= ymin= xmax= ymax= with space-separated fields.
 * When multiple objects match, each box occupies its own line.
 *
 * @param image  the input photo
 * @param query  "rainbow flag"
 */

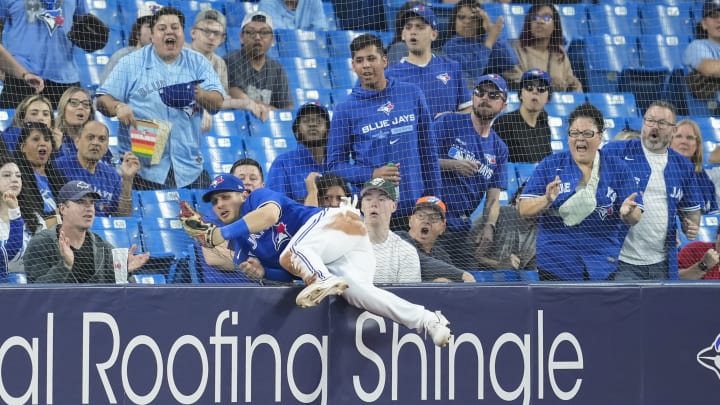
xmin=130 ymin=121 xmax=160 ymax=160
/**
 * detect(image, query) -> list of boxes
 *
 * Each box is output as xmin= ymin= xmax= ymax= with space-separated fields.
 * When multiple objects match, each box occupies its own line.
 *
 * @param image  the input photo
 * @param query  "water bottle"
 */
xmin=387 ymin=162 xmax=400 ymax=199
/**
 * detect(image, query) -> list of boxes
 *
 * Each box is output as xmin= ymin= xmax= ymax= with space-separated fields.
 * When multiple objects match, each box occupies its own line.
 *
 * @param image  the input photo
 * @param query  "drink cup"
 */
xmin=112 ymin=248 xmax=129 ymax=284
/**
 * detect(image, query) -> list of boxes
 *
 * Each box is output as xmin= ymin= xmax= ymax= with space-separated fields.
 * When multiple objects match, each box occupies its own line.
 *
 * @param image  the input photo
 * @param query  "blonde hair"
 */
xmin=56 ymin=87 xmax=95 ymax=134
xmin=675 ymin=119 xmax=704 ymax=173
xmin=10 ymin=94 xmax=55 ymax=128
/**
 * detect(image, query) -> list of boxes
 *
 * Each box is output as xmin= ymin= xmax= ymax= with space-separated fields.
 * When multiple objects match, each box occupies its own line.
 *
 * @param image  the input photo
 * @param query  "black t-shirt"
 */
xmin=69 ymin=231 xmax=95 ymax=283
xmin=494 ymin=109 xmax=552 ymax=163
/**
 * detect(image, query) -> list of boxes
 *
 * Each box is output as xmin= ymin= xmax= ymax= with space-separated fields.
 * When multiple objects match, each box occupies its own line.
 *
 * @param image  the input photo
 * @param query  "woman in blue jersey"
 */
xmin=670 ymin=119 xmax=719 ymax=214
xmin=518 ymin=103 xmax=643 ymax=281
xmin=0 ymin=154 xmax=26 ymax=282
xmin=1 ymin=94 xmax=63 ymax=155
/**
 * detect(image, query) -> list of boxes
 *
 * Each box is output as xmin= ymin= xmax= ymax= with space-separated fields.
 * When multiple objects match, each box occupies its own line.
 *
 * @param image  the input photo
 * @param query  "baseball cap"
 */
xmin=241 ymin=11 xmax=274 ymax=31
xmin=704 ymin=0 xmax=720 ymax=17
xmin=293 ymin=101 xmax=330 ymax=134
xmin=414 ymin=196 xmax=446 ymax=219
xmin=403 ymin=5 xmax=438 ymax=31
xmin=194 ymin=9 xmax=226 ymax=30
xmin=521 ymin=68 xmax=551 ymax=87
xmin=476 ymin=74 xmax=508 ymax=95
xmin=361 ymin=178 xmax=397 ymax=201
xmin=59 ymin=181 xmax=101 ymax=204
xmin=202 ymin=174 xmax=246 ymax=202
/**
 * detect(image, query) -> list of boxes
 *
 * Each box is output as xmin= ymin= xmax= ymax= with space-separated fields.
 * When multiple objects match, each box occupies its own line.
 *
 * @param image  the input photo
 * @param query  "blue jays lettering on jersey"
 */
xmin=520 ymin=151 xmax=644 ymax=280
xmin=600 ymin=138 xmax=702 ymax=279
xmin=386 ymin=55 xmax=472 ymax=117
xmin=227 ymin=188 xmax=322 ymax=269
xmin=431 ymin=112 xmax=508 ymax=231
xmin=326 ymin=78 xmax=441 ymax=216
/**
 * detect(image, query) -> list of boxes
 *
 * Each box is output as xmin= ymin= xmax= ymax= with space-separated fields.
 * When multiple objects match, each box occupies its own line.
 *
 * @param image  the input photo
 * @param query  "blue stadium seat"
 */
xmin=557 ymin=4 xmax=589 ymax=44
xmin=483 ymin=3 xmax=530 ymax=40
xmin=280 ymin=57 xmax=333 ymax=91
xmin=586 ymin=92 xmax=639 ymax=118
xmin=91 ymin=217 xmax=141 ymax=249
xmin=471 ymin=270 xmax=521 ymax=282
xmin=548 ymin=117 xmax=568 ymax=153
xmin=244 ymin=135 xmax=298 ymax=174
xmin=323 ymin=1 xmax=338 ymax=30
xmin=504 ymin=91 xmax=520 ymax=113
xmin=136 ymin=189 xmax=194 ymax=218
xmin=587 ymin=4 xmax=641 ymax=37
xmin=328 ymin=56 xmax=357 ymax=88
xmin=82 ymin=0 xmax=123 ymax=29
xmin=695 ymin=117 xmax=720 ymax=144
xmin=201 ymin=135 xmax=244 ymax=178
xmin=582 ymin=35 xmax=640 ymax=93
xmin=548 ymin=92 xmax=586 ymax=116
xmin=248 ymin=109 xmax=296 ymax=138
xmin=275 ymin=29 xmax=330 ymax=59
xmin=639 ymin=4 xmax=694 ymax=37
xmin=223 ymin=1 xmax=258 ymax=27
xmin=208 ymin=110 xmax=250 ymax=138
xmin=292 ymin=88 xmax=333 ymax=111
xmin=75 ymin=51 xmax=113 ymax=92
xmin=513 ymin=162 xmax=538 ymax=186
xmin=0 ymin=109 xmax=15 ymax=132
xmin=140 ymin=217 xmax=200 ymax=283
xmin=624 ymin=116 xmax=643 ymax=132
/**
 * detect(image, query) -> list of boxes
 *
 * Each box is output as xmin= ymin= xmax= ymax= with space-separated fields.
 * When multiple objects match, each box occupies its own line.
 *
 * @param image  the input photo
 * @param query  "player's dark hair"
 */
xmin=350 ymin=33 xmax=385 ymax=58
xmin=568 ymin=103 xmax=605 ymax=134
xmin=390 ymin=1 xmax=426 ymax=46
xmin=230 ymin=158 xmax=264 ymax=181
xmin=317 ymin=173 xmax=351 ymax=199
xmin=151 ymin=6 xmax=185 ymax=29
xmin=448 ymin=0 xmax=485 ymax=38
xmin=646 ymin=100 xmax=678 ymax=122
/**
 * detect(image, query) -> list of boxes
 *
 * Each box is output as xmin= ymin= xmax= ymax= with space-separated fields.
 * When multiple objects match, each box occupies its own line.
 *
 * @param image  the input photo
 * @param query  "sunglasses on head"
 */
xmin=473 ymin=88 xmax=504 ymax=100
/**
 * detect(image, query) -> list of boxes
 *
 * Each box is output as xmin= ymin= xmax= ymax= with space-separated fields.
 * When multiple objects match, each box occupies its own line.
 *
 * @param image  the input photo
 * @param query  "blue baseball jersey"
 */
xmin=227 ymin=188 xmax=322 ymax=270
xmin=601 ymin=139 xmax=702 ymax=278
xmin=385 ymin=55 xmax=472 ymax=118
xmin=326 ymin=78 xmax=441 ymax=216
xmin=54 ymin=155 xmax=122 ymax=217
xmin=266 ymin=144 xmax=324 ymax=202
xmin=432 ymin=112 xmax=508 ymax=232
xmin=696 ymin=170 xmax=719 ymax=214
xmin=520 ymin=151 xmax=644 ymax=280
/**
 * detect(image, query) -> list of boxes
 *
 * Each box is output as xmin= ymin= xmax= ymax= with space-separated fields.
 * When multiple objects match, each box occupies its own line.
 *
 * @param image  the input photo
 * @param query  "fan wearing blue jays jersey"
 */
xmin=602 ymin=101 xmax=702 ymax=280
xmin=385 ymin=5 xmax=472 ymax=118
xmin=431 ymin=73 xmax=509 ymax=269
xmin=518 ymin=103 xmax=644 ymax=281
xmin=326 ymin=33 xmax=442 ymax=229
xmin=180 ymin=174 xmax=453 ymax=347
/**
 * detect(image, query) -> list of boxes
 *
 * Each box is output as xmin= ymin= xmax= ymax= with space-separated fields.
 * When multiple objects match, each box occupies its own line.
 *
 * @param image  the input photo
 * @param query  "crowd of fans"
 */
xmin=0 ymin=0 xmax=718 ymax=284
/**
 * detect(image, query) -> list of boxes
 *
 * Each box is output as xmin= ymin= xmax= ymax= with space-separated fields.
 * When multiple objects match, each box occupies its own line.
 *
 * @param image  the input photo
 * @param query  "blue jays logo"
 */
xmin=37 ymin=8 xmax=64 ymax=35
xmin=696 ymin=333 xmax=720 ymax=381
xmin=436 ymin=73 xmax=451 ymax=85
xmin=377 ymin=101 xmax=394 ymax=116
xmin=182 ymin=100 xmax=201 ymax=118
xmin=272 ymin=222 xmax=292 ymax=251
xmin=210 ymin=176 xmax=225 ymax=189
xmin=484 ymin=153 xmax=497 ymax=165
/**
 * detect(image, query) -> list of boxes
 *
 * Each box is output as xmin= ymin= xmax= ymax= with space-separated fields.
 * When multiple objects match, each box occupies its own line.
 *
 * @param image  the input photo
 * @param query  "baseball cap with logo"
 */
xmin=202 ymin=175 xmax=247 ymax=202
xmin=521 ymin=68 xmax=552 ymax=87
xmin=414 ymin=196 xmax=446 ymax=219
xmin=705 ymin=0 xmax=720 ymax=17
xmin=241 ymin=11 xmax=274 ymax=31
xmin=476 ymin=73 xmax=508 ymax=95
xmin=361 ymin=178 xmax=398 ymax=201
xmin=293 ymin=101 xmax=331 ymax=135
xmin=59 ymin=181 xmax=101 ymax=204
xmin=402 ymin=5 xmax=439 ymax=31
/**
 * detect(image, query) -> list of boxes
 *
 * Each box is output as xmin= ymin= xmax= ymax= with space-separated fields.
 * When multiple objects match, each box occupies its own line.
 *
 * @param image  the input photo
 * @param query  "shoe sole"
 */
xmin=296 ymin=279 xmax=348 ymax=308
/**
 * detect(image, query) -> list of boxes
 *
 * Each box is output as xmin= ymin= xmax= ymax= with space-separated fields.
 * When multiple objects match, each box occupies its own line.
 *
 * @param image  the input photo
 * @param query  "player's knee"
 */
xmin=279 ymin=251 xmax=292 ymax=270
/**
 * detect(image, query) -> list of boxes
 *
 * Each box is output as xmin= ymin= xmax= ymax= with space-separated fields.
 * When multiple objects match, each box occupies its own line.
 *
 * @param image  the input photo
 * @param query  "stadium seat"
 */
xmin=582 ymin=34 xmax=641 ymax=93
xmin=136 ymin=189 xmax=194 ymax=218
xmin=75 ymin=51 xmax=114 ymax=92
xmin=91 ymin=217 xmax=141 ymax=249
xmin=140 ymin=217 xmax=200 ymax=283
xmin=483 ymin=3 xmax=530 ymax=40
xmin=201 ymin=135 xmax=244 ymax=178
xmin=639 ymin=4 xmax=694 ymax=37
xmin=281 ymin=57 xmax=333 ymax=91
xmin=695 ymin=117 xmax=720 ymax=144
xmin=587 ymin=4 xmax=641 ymax=37
xmin=328 ymin=56 xmax=357 ymax=89
xmin=548 ymin=117 xmax=568 ymax=153
xmin=0 ymin=109 xmax=15 ymax=132
xmin=208 ymin=110 xmax=250 ymax=138
xmin=244 ymin=135 xmax=298 ymax=174
xmin=586 ymin=92 xmax=639 ymax=118
xmin=83 ymin=0 xmax=123 ymax=29
xmin=323 ymin=1 xmax=338 ymax=30
xmin=292 ymin=88 xmax=333 ymax=111
xmin=471 ymin=270 xmax=521 ymax=282
xmin=557 ymin=4 xmax=589 ymax=45
xmin=248 ymin=109 xmax=295 ymax=138
xmin=275 ymin=29 xmax=330 ymax=59
xmin=513 ymin=162 xmax=538 ymax=187
xmin=546 ymin=92 xmax=586 ymax=117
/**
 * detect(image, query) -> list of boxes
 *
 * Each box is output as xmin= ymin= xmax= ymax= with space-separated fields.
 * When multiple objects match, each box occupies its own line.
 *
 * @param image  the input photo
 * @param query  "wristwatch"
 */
xmin=698 ymin=261 xmax=709 ymax=272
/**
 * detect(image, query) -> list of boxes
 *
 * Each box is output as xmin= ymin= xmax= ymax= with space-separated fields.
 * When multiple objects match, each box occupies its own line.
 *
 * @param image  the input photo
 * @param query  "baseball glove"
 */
xmin=179 ymin=201 xmax=217 ymax=248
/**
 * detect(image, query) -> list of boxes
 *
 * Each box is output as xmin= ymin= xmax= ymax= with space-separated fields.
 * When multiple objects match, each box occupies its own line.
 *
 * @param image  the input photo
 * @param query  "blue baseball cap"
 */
xmin=521 ymin=68 xmax=552 ymax=86
xmin=476 ymin=74 xmax=508 ymax=95
xmin=202 ymin=174 xmax=246 ymax=202
xmin=403 ymin=5 xmax=438 ymax=30
xmin=704 ymin=0 xmax=720 ymax=17
xmin=59 ymin=181 xmax=101 ymax=204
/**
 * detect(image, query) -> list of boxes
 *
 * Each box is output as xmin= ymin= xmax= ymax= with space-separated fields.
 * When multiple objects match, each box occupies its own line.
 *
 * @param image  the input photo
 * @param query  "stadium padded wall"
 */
xmin=0 ymin=284 xmax=717 ymax=404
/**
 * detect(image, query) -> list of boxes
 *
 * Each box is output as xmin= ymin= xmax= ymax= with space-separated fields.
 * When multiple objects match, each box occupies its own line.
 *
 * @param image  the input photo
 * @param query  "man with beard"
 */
xmin=266 ymin=102 xmax=331 ymax=202
xmin=54 ymin=121 xmax=140 ymax=217
xmin=96 ymin=6 xmax=225 ymax=190
xmin=431 ymin=73 xmax=509 ymax=269
xmin=602 ymin=100 xmax=702 ymax=280
xmin=223 ymin=11 xmax=293 ymax=111
xmin=493 ymin=68 xmax=552 ymax=163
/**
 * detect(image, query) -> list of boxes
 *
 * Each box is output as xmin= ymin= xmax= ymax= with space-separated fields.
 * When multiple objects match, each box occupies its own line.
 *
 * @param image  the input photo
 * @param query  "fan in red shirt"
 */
xmin=678 ymin=235 xmax=720 ymax=280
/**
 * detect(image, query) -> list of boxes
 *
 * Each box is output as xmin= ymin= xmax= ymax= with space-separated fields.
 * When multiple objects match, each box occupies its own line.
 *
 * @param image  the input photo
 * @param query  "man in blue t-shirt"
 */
xmin=326 ymin=33 xmax=442 ymax=230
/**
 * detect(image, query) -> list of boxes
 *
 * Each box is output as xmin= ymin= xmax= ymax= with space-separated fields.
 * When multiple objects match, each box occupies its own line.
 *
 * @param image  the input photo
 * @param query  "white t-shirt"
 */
xmin=372 ymin=232 xmax=421 ymax=284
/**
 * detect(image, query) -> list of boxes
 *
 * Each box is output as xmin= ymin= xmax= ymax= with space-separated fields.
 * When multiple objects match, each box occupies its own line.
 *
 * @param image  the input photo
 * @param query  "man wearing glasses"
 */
xmin=224 ymin=11 xmax=293 ymax=111
xmin=602 ymin=100 xmax=702 ymax=280
xmin=494 ymin=68 xmax=553 ymax=163
xmin=431 ymin=73 xmax=509 ymax=269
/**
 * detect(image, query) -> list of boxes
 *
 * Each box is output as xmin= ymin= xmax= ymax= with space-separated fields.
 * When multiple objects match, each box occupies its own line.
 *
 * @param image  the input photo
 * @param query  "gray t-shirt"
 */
xmin=223 ymin=49 xmax=293 ymax=109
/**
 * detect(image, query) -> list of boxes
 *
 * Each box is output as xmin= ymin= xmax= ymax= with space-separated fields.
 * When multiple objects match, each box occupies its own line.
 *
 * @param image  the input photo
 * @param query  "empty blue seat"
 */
xmin=483 ymin=3 xmax=530 ymax=40
xmin=140 ymin=217 xmax=200 ymax=283
xmin=91 ymin=217 xmax=141 ymax=249
xmin=513 ymin=162 xmax=538 ymax=186
xmin=275 ymin=29 xmax=330 ymax=59
xmin=292 ymin=89 xmax=333 ymax=111
xmin=695 ymin=117 xmax=720 ymax=144
xmin=244 ymin=135 xmax=298 ymax=174
xmin=557 ymin=4 xmax=589 ymax=44
xmin=504 ymin=91 xmax=520 ymax=114
xmin=323 ymin=1 xmax=338 ymax=30
xmin=137 ymin=189 xmax=194 ymax=218
xmin=201 ymin=136 xmax=244 ymax=178
xmin=587 ymin=4 xmax=641 ymax=37
xmin=548 ymin=117 xmax=568 ymax=153
xmin=281 ymin=57 xmax=333 ymax=90
xmin=221 ymin=1 xmax=257 ymax=28
xmin=248 ymin=110 xmax=295 ymax=138
xmin=639 ymin=4 xmax=694 ymax=37
xmin=586 ymin=92 xmax=639 ymax=118
xmin=328 ymin=56 xmax=357 ymax=89
xmin=582 ymin=35 xmax=640 ymax=93
xmin=208 ymin=110 xmax=250 ymax=138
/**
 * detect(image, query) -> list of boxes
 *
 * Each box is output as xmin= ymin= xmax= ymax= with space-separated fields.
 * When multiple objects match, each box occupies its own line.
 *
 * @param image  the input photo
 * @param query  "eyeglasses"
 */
xmin=522 ymin=84 xmax=548 ymax=93
xmin=195 ymin=27 xmax=225 ymax=38
xmin=473 ymin=88 xmax=504 ymax=100
xmin=414 ymin=211 xmax=443 ymax=223
xmin=68 ymin=98 xmax=91 ymax=109
xmin=643 ymin=117 xmax=675 ymax=130
xmin=532 ymin=14 xmax=553 ymax=23
xmin=568 ymin=130 xmax=598 ymax=138
xmin=242 ymin=29 xmax=273 ymax=38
